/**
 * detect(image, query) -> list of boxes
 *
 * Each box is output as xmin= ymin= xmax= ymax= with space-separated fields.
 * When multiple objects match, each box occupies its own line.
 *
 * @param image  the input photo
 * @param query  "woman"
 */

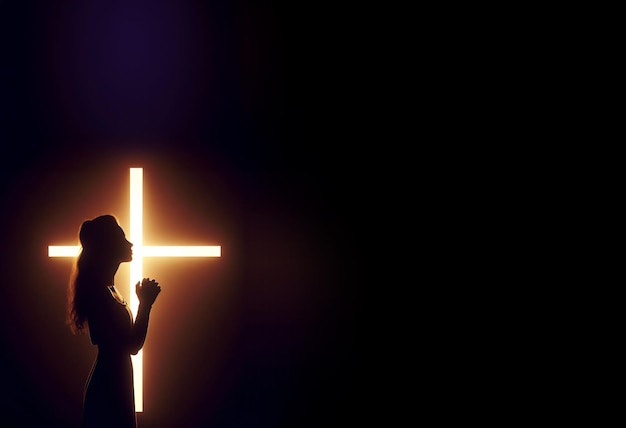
xmin=66 ymin=214 xmax=161 ymax=428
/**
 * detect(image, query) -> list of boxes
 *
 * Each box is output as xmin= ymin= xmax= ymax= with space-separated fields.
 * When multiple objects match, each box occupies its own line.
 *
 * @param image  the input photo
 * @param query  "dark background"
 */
xmin=0 ymin=1 xmax=370 ymax=426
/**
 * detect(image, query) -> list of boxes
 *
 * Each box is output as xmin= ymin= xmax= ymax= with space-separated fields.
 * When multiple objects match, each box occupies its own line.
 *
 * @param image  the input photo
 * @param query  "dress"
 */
xmin=82 ymin=287 xmax=137 ymax=428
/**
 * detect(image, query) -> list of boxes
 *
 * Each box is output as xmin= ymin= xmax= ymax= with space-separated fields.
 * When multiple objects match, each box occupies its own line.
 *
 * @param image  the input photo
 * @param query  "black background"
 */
xmin=1 ymin=1 xmax=370 ymax=426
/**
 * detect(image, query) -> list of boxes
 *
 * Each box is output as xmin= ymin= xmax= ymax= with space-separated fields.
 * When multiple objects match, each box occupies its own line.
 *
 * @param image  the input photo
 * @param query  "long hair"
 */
xmin=66 ymin=215 xmax=122 ymax=334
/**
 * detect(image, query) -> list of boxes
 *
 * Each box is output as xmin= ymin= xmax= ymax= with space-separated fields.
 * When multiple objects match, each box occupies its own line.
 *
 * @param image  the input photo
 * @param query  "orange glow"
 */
xmin=48 ymin=167 xmax=221 ymax=413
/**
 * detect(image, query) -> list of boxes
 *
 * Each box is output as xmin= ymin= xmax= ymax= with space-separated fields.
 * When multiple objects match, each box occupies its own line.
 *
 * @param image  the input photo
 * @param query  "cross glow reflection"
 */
xmin=48 ymin=167 xmax=221 ymax=412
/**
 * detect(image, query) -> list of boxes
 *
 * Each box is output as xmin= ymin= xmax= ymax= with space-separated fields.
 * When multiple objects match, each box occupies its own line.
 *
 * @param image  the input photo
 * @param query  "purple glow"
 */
xmin=46 ymin=2 xmax=214 ymax=137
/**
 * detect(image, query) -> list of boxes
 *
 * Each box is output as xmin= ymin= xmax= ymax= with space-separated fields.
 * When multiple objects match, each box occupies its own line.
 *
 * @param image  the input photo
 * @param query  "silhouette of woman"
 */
xmin=66 ymin=215 xmax=161 ymax=428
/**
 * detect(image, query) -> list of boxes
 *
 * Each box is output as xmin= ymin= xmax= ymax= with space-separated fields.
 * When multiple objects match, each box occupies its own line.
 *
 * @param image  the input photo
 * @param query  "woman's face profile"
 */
xmin=80 ymin=215 xmax=133 ymax=263
xmin=114 ymin=225 xmax=133 ymax=263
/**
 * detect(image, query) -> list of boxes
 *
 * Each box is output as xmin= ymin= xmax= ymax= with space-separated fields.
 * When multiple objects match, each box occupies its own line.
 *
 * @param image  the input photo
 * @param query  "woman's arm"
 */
xmin=129 ymin=302 xmax=152 ymax=355
xmin=128 ymin=278 xmax=161 ymax=355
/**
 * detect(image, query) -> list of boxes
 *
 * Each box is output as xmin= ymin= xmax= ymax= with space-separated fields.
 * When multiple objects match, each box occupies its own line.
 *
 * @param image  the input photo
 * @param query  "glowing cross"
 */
xmin=48 ymin=167 xmax=221 ymax=412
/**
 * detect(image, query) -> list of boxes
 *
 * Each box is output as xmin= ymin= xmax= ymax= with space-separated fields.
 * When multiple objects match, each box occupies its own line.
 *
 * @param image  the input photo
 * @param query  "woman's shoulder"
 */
xmin=87 ymin=286 xmax=113 ymax=310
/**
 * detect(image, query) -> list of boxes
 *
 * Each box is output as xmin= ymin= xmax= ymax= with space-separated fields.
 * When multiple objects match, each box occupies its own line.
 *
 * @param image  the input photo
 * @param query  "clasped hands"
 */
xmin=135 ymin=277 xmax=161 ymax=306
